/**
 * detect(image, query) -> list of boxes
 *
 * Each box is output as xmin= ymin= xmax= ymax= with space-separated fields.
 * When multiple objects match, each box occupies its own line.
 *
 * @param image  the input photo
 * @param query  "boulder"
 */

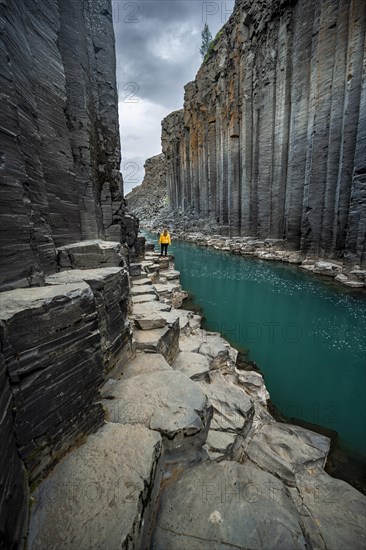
xmin=0 ymin=284 xmax=104 ymax=482
xmin=102 ymin=370 xmax=211 ymax=456
xmin=28 ymin=423 xmax=163 ymax=550
xmin=57 ymin=240 xmax=125 ymax=270
xmin=152 ymin=461 xmax=308 ymax=549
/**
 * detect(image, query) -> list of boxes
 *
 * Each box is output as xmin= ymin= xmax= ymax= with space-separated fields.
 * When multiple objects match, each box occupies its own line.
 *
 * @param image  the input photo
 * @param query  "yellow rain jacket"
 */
xmin=159 ymin=233 xmax=171 ymax=245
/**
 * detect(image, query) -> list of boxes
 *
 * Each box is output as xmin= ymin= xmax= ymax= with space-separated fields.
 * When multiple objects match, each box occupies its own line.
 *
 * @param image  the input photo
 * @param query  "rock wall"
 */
xmin=126 ymin=153 xmax=168 ymax=224
xmin=0 ymin=0 xmax=136 ymax=291
xmin=162 ymin=0 xmax=366 ymax=267
xmin=0 ymin=1 xmax=140 ymax=546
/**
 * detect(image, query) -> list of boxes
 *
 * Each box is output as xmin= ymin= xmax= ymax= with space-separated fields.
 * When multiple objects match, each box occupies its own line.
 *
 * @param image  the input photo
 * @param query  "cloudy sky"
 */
xmin=113 ymin=0 xmax=235 ymax=193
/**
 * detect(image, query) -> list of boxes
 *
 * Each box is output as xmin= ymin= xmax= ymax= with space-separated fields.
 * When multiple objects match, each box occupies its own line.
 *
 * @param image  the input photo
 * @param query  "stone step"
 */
xmin=28 ymin=423 xmax=163 ymax=550
xmin=130 ymin=285 xmax=157 ymax=297
xmin=133 ymin=319 xmax=180 ymax=364
xmin=132 ymin=277 xmax=153 ymax=286
xmin=132 ymin=293 xmax=158 ymax=304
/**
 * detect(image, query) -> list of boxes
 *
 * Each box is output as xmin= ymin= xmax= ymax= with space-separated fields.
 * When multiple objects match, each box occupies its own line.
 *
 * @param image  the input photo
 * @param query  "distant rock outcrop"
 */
xmin=162 ymin=0 xmax=366 ymax=270
xmin=126 ymin=154 xmax=168 ymax=224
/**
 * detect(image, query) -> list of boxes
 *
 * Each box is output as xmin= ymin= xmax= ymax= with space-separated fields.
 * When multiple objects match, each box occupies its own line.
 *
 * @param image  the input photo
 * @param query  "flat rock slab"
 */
xmin=179 ymin=332 xmax=204 ymax=353
xmin=245 ymin=423 xmax=330 ymax=485
xmin=152 ymin=461 xmax=308 ymax=549
xmin=28 ymin=423 xmax=162 ymax=550
xmin=133 ymin=319 xmax=179 ymax=363
xmin=198 ymin=372 xmax=253 ymax=434
xmin=132 ymin=293 xmax=158 ymax=304
xmin=132 ymin=277 xmax=153 ymax=286
xmin=57 ymin=240 xmax=125 ymax=270
xmin=131 ymin=285 xmax=157 ymax=296
xmin=132 ymin=301 xmax=171 ymax=319
xmin=102 ymin=370 xmax=211 ymax=451
xmin=120 ymin=353 xmax=172 ymax=379
xmin=291 ymin=469 xmax=366 ymax=549
xmin=165 ymin=270 xmax=181 ymax=281
xmin=134 ymin=309 xmax=180 ymax=331
xmin=173 ymin=351 xmax=210 ymax=380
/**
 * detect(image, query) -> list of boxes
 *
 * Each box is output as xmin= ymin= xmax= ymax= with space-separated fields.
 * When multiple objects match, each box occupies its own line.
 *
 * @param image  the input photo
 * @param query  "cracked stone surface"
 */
xmin=173 ymin=351 xmax=210 ymax=381
xmin=243 ymin=422 xmax=330 ymax=486
xmin=152 ymin=460 xmax=308 ymax=549
xmin=28 ymin=423 xmax=163 ymax=550
xmin=102 ymin=370 xmax=212 ymax=453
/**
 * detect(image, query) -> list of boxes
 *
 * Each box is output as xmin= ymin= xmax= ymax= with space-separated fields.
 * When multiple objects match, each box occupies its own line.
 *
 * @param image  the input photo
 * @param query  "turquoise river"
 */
xmin=146 ymin=234 xmax=366 ymax=457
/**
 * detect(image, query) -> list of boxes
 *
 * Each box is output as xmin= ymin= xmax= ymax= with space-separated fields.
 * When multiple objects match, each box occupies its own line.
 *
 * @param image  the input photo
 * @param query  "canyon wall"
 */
xmin=162 ymin=0 xmax=366 ymax=267
xmin=126 ymin=153 xmax=168 ymax=223
xmin=0 ymin=0 xmax=137 ymax=292
xmin=0 ymin=1 xmax=138 ymax=546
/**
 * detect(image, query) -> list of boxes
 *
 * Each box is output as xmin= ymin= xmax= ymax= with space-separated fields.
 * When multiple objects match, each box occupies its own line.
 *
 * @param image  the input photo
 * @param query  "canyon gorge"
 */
xmin=1 ymin=0 xmax=366 ymax=549
xmin=149 ymin=0 xmax=366 ymax=279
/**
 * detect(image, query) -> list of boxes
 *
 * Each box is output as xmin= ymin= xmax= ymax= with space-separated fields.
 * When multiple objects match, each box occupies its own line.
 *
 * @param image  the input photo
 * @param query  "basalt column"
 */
xmin=162 ymin=0 xmax=366 ymax=268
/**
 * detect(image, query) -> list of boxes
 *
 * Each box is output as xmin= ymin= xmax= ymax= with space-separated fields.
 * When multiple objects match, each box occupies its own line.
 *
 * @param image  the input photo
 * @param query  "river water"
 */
xmin=147 ymin=234 xmax=366 ymax=457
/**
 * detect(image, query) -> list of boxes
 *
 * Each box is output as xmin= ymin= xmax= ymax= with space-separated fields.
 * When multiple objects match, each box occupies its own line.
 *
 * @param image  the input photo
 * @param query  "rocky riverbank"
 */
xmin=140 ymin=215 xmax=366 ymax=290
xmin=27 ymin=244 xmax=366 ymax=549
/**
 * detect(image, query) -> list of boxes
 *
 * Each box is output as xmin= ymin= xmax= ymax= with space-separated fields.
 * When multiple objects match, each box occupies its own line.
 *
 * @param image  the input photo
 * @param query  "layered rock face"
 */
xmin=0 ymin=1 xmax=139 ymax=546
xmin=126 ymin=154 xmax=168 ymax=224
xmin=162 ymin=0 xmax=366 ymax=268
xmin=0 ymin=0 xmax=137 ymax=291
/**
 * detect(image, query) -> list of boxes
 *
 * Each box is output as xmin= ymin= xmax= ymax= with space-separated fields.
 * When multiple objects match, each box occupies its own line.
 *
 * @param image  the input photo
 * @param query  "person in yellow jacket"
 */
xmin=159 ymin=227 xmax=171 ymax=257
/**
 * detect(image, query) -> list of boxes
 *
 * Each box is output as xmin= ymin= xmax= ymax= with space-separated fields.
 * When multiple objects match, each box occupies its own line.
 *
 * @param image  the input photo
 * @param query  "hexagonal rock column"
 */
xmin=0 ymin=283 xmax=104 ymax=482
xmin=46 ymin=267 xmax=132 ymax=374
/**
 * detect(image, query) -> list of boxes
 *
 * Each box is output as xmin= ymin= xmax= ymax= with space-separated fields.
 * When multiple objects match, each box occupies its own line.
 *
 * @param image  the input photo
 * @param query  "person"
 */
xmin=159 ymin=227 xmax=171 ymax=257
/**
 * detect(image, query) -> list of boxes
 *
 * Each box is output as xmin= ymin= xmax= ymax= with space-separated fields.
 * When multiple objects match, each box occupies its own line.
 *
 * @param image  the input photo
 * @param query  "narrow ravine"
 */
xmin=145 ymin=232 xmax=366 ymax=460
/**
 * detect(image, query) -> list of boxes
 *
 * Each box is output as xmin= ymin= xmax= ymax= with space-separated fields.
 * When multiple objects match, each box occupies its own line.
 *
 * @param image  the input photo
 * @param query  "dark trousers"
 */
xmin=160 ymin=244 xmax=168 ymax=257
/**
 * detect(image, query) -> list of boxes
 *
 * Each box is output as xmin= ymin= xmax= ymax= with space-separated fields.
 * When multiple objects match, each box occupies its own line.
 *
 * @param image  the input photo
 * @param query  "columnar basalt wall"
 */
xmin=0 ymin=0 xmax=134 ymax=291
xmin=162 ymin=0 xmax=366 ymax=267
